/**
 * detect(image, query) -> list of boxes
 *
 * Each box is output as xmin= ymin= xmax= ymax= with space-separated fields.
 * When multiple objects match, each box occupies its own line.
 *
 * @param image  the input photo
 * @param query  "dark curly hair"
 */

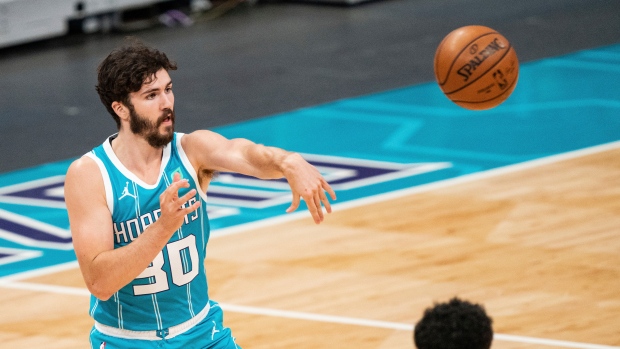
xmin=414 ymin=297 xmax=493 ymax=349
xmin=96 ymin=38 xmax=177 ymax=128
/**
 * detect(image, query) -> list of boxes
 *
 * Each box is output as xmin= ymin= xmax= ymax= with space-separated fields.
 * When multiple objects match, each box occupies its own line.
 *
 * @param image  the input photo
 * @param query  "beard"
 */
xmin=128 ymin=106 xmax=175 ymax=148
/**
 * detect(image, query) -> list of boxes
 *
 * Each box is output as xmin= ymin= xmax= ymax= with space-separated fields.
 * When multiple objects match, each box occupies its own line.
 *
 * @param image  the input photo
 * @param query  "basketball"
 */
xmin=434 ymin=25 xmax=519 ymax=110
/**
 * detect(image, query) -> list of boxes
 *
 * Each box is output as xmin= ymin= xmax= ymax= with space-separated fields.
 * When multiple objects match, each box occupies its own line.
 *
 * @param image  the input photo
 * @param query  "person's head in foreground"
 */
xmin=414 ymin=297 xmax=493 ymax=349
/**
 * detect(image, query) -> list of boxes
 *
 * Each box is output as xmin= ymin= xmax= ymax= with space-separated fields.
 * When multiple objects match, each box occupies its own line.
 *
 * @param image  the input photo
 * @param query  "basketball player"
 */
xmin=64 ymin=40 xmax=336 ymax=348
xmin=414 ymin=297 xmax=493 ymax=349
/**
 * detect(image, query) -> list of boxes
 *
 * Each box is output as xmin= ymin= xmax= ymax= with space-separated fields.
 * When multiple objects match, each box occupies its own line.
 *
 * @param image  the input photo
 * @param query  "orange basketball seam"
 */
xmin=450 ymin=72 xmax=519 ymax=105
xmin=437 ymin=31 xmax=497 ymax=86
xmin=444 ymin=45 xmax=514 ymax=96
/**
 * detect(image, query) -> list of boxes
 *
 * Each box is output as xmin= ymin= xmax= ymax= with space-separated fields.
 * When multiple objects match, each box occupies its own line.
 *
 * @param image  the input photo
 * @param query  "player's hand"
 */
xmin=158 ymin=172 xmax=201 ymax=233
xmin=284 ymin=153 xmax=337 ymax=224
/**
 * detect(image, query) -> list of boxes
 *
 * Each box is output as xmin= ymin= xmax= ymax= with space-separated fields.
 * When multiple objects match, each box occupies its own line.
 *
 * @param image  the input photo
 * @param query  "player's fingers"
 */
xmin=182 ymin=199 xmax=201 ymax=214
xmin=320 ymin=190 xmax=332 ymax=214
xmin=178 ymin=189 xmax=197 ymax=204
xmin=165 ymin=179 xmax=190 ymax=198
xmin=302 ymin=192 xmax=321 ymax=224
xmin=171 ymin=178 xmax=190 ymax=189
xmin=160 ymin=183 xmax=191 ymax=212
xmin=173 ymin=172 xmax=181 ymax=182
xmin=313 ymin=194 xmax=324 ymax=222
xmin=322 ymin=180 xmax=337 ymax=200
xmin=286 ymin=193 xmax=301 ymax=213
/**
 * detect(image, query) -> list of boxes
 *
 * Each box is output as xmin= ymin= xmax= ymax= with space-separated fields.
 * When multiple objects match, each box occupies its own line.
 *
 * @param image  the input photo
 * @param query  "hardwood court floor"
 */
xmin=0 ymin=145 xmax=618 ymax=348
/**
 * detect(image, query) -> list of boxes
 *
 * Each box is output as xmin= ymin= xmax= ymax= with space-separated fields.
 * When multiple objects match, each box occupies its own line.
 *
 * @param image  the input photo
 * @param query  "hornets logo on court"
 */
xmin=0 ymin=154 xmax=451 ymax=278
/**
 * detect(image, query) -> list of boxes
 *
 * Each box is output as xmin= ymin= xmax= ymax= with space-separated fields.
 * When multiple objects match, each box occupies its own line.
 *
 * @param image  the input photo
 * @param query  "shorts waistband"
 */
xmin=94 ymin=302 xmax=210 ymax=340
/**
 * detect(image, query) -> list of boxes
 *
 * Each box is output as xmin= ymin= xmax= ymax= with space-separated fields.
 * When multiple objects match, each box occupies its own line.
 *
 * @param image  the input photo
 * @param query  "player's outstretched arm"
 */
xmin=65 ymin=158 xmax=200 ymax=300
xmin=183 ymin=130 xmax=336 ymax=224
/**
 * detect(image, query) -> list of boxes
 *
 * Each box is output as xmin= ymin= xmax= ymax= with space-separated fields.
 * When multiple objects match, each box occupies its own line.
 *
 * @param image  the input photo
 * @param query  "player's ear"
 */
xmin=112 ymin=101 xmax=129 ymax=121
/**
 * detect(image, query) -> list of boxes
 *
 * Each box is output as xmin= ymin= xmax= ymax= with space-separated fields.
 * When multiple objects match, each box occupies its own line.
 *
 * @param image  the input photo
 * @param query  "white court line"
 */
xmin=220 ymin=304 xmax=619 ymax=349
xmin=0 ymin=260 xmax=79 ymax=282
xmin=212 ymin=139 xmax=620 ymax=238
xmin=0 ymin=280 xmax=617 ymax=349
xmin=0 ymin=279 xmax=89 ymax=296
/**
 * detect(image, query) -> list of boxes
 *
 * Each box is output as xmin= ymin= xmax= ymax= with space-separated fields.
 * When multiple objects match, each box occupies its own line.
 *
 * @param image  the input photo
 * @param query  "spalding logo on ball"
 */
xmin=434 ymin=25 xmax=519 ymax=110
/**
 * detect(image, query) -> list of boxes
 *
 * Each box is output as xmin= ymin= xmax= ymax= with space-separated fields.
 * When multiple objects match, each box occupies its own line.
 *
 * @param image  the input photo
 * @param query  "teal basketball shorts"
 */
xmin=89 ymin=300 xmax=240 ymax=349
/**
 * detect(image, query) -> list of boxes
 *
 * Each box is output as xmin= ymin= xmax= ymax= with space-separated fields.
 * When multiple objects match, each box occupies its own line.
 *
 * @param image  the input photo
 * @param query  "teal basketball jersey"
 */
xmin=85 ymin=132 xmax=210 ymax=333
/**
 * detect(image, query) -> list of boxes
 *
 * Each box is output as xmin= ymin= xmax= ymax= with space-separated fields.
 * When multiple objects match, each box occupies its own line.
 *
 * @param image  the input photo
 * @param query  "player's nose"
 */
xmin=161 ymin=91 xmax=174 ymax=110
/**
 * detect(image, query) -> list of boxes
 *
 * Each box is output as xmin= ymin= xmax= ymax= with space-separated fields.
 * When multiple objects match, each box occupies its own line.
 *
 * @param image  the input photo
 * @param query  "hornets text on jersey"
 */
xmin=85 ymin=132 xmax=210 ymax=336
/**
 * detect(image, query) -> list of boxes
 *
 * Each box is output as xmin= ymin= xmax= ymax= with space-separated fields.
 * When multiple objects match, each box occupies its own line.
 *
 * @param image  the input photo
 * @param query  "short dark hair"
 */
xmin=95 ymin=38 xmax=177 ymax=128
xmin=414 ymin=297 xmax=493 ymax=349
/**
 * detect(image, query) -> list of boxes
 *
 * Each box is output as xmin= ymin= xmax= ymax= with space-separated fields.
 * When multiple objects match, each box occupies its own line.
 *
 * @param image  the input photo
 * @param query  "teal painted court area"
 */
xmin=226 ymin=43 xmax=620 ymax=165
xmin=0 ymin=44 xmax=619 ymax=278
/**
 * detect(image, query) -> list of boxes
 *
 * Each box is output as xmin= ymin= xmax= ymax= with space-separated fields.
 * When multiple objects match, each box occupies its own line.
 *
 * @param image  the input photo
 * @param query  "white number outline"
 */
xmin=132 ymin=235 xmax=199 ymax=296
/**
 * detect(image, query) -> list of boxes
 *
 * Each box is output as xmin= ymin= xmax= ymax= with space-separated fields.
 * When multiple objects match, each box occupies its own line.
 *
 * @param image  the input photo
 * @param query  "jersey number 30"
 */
xmin=133 ymin=235 xmax=199 ymax=296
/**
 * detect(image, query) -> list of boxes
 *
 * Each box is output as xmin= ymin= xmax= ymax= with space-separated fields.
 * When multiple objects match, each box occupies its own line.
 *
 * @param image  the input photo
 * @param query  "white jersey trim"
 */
xmin=94 ymin=301 xmax=210 ymax=340
xmin=175 ymin=133 xmax=209 ymax=203
xmin=102 ymin=134 xmax=172 ymax=189
xmin=85 ymin=152 xmax=114 ymax=214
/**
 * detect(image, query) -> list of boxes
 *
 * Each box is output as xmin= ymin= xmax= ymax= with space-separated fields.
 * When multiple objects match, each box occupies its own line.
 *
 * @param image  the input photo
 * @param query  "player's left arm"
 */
xmin=182 ymin=130 xmax=336 ymax=224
